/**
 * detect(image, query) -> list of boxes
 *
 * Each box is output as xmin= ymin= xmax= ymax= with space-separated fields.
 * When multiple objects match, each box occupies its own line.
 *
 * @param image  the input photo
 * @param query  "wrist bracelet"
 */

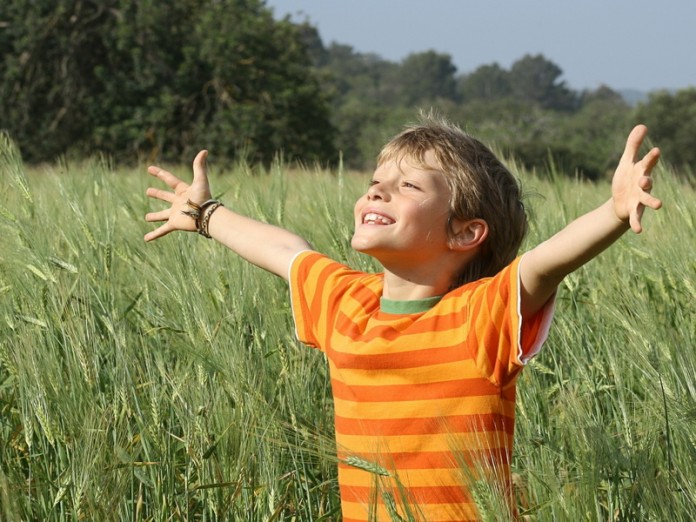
xmin=197 ymin=200 xmax=223 ymax=238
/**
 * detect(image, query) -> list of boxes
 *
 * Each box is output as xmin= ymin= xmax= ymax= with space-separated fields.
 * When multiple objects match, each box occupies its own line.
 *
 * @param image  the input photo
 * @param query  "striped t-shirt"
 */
xmin=289 ymin=251 xmax=554 ymax=521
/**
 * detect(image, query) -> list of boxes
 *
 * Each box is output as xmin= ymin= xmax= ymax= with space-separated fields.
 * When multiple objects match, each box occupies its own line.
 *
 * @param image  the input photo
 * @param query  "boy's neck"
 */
xmin=375 ymin=250 xmax=477 ymax=300
xmin=380 ymin=265 xmax=456 ymax=300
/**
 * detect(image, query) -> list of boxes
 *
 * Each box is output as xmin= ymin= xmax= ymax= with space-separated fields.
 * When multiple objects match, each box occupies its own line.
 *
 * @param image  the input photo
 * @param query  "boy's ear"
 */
xmin=448 ymin=218 xmax=489 ymax=251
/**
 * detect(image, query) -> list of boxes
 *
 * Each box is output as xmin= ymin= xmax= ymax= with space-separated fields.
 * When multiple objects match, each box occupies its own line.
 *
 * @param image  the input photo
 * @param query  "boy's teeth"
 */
xmin=364 ymin=213 xmax=394 ymax=225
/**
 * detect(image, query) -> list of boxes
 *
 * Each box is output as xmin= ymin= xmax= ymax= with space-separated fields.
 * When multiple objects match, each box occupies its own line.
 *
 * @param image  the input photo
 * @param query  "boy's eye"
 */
xmin=368 ymin=179 xmax=379 ymax=187
xmin=402 ymin=182 xmax=420 ymax=190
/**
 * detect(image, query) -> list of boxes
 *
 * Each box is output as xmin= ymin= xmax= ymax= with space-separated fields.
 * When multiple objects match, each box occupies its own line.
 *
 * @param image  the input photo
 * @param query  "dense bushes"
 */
xmin=1 ymin=1 xmax=694 ymax=177
xmin=0 ymin=0 xmax=336 ymax=165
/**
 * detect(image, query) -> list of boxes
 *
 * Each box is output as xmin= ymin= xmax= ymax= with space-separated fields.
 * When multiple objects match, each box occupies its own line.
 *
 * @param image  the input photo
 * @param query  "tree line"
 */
xmin=1 ymin=0 xmax=694 ymax=178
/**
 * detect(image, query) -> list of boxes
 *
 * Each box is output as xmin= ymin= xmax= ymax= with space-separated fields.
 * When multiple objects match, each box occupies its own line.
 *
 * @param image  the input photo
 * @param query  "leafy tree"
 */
xmin=294 ymin=21 xmax=328 ymax=67
xmin=397 ymin=50 xmax=458 ymax=105
xmin=315 ymin=43 xmax=404 ymax=168
xmin=458 ymin=63 xmax=512 ymax=102
xmin=450 ymin=84 xmax=631 ymax=180
xmin=634 ymin=88 xmax=696 ymax=174
xmin=0 ymin=0 xmax=117 ymax=161
xmin=580 ymin=84 xmax=626 ymax=105
xmin=88 ymin=0 xmax=203 ymax=161
xmin=315 ymin=46 xmax=462 ymax=167
xmin=320 ymin=43 xmax=399 ymax=105
xmin=184 ymin=1 xmax=335 ymax=165
xmin=552 ymin=85 xmax=631 ymax=178
xmin=509 ymin=54 xmax=578 ymax=111
xmin=0 ymin=0 xmax=336 ymax=165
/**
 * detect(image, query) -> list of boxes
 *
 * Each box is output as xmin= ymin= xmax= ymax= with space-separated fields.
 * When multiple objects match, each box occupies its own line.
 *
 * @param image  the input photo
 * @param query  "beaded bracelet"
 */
xmin=197 ymin=200 xmax=223 ymax=238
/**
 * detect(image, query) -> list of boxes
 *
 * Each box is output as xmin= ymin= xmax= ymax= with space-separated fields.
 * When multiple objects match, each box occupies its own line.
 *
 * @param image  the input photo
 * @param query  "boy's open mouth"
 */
xmin=362 ymin=212 xmax=395 ymax=225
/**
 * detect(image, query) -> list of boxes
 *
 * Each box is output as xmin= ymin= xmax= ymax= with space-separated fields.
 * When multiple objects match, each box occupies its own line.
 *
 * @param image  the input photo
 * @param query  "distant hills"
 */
xmin=618 ymin=89 xmax=649 ymax=106
xmin=619 ymin=88 xmax=681 ymax=106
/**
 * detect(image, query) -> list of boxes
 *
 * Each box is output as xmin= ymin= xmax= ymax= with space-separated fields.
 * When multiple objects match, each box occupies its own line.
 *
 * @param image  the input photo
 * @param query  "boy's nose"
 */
xmin=367 ymin=184 xmax=388 ymax=201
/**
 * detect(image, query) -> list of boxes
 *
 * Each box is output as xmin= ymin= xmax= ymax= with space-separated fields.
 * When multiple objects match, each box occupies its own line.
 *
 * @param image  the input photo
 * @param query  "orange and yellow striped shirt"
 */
xmin=289 ymin=251 xmax=554 ymax=521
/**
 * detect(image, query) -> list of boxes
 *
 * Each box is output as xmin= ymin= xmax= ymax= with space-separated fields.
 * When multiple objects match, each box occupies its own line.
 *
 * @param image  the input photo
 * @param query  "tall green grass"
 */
xmin=1 ymin=132 xmax=694 ymax=520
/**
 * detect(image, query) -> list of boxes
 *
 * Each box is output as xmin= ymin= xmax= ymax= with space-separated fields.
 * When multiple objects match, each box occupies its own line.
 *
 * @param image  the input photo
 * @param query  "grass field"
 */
xmin=1 ymin=131 xmax=695 ymax=521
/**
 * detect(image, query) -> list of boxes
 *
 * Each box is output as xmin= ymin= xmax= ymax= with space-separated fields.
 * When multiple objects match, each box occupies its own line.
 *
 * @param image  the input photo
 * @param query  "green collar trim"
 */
xmin=380 ymin=295 xmax=443 ymax=314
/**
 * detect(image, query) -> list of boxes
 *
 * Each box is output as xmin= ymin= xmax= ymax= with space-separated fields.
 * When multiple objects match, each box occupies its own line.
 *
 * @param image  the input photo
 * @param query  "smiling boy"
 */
xmin=145 ymin=115 xmax=661 ymax=521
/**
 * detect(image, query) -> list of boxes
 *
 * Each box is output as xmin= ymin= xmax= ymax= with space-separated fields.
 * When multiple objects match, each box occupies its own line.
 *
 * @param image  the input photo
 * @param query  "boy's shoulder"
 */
xmin=447 ymin=255 xmax=522 ymax=295
xmin=291 ymin=250 xmax=381 ymax=288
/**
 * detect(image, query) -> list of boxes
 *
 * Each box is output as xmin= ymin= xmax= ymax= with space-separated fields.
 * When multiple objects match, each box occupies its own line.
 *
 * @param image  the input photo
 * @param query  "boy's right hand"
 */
xmin=144 ymin=150 xmax=212 ymax=242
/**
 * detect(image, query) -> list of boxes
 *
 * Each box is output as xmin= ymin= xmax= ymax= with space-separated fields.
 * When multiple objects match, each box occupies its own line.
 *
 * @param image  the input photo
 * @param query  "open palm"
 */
xmin=144 ymin=150 xmax=212 ymax=241
xmin=612 ymin=125 xmax=662 ymax=233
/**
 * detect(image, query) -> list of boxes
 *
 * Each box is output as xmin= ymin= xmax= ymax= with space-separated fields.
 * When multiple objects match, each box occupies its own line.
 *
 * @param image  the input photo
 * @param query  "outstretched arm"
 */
xmin=519 ymin=125 xmax=662 ymax=318
xmin=144 ymin=150 xmax=312 ymax=280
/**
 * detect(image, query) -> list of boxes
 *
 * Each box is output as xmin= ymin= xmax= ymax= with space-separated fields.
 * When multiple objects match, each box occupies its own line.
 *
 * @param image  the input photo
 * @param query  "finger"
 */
xmin=145 ymin=187 xmax=176 ymax=203
xmin=621 ymin=124 xmax=648 ymax=164
xmin=144 ymin=223 xmax=173 ymax=242
xmin=640 ymin=192 xmax=662 ymax=211
xmin=629 ymin=205 xmax=645 ymax=234
xmin=638 ymin=176 xmax=652 ymax=191
xmin=145 ymin=209 xmax=171 ymax=223
xmin=640 ymin=147 xmax=661 ymax=172
xmin=148 ymin=165 xmax=186 ymax=190
xmin=192 ymin=150 xmax=209 ymax=185
xmin=637 ymin=173 xmax=662 ymax=210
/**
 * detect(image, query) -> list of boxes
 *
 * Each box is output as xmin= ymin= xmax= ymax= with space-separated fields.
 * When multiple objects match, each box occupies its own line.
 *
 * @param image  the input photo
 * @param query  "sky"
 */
xmin=265 ymin=0 xmax=696 ymax=93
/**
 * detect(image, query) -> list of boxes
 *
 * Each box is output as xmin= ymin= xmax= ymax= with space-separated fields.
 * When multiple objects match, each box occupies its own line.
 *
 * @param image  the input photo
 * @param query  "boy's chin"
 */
xmin=350 ymin=239 xmax=367 ymax=253
xmin=350 ymin=239 xmax=377 ymax=257
xmin=351 ymin=234 xmax=375 ymax=251
xmin=351 ymin=241 xmax=389 ymax=264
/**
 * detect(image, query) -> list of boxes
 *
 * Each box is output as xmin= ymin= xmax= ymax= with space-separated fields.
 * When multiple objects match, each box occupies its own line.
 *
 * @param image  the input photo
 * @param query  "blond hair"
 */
xmin=378 ymin=114 xmax=527 ymax=286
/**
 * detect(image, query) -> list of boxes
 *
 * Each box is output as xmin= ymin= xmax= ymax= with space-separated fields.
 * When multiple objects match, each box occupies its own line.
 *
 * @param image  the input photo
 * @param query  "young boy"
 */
xmin=144 ymin=116 xmax=662 ymax=521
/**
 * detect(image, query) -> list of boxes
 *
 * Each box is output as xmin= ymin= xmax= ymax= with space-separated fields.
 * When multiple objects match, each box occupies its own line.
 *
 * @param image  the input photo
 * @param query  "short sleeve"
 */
xmin=462 ymin=255 xmax=555 ymax=386
xmin=289 ymin=251 xmax=374 ymax=351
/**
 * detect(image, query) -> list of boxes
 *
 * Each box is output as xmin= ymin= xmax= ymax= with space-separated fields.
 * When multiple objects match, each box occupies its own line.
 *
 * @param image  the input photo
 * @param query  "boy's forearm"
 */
xmin=533 ymin=200 xmax=627 ymax=279
xmin=207 ymin=206 xmax=312 ymax=279
xmin=520 ymin=200 xmax=628 ymax=316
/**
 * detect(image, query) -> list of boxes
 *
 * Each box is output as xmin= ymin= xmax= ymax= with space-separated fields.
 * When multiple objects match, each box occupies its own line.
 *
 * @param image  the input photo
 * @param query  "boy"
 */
xmin=144 ymin=116 xmax=662 ymax=521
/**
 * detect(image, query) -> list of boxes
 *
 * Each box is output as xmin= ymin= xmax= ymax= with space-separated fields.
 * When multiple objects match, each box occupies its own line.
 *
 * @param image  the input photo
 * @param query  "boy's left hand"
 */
xmin=612 ymin=125 xmax=662 ymax=233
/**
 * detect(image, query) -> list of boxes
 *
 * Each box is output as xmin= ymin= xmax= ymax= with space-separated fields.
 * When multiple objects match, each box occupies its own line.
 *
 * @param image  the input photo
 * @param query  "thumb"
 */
xmin=620 ymin=125 xmax=647 ymax=165
xmin=192 ymin=150 xmax=209 ymax=186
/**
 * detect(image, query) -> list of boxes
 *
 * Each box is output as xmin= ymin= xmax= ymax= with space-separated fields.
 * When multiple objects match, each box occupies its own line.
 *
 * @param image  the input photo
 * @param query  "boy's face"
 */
xmin=352 ymin=151 xmax=455 ymax=265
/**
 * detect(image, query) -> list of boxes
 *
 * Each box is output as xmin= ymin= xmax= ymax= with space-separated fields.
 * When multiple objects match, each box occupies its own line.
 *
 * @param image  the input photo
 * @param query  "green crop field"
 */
xmin=1 ymin=132 xmax=695 ymax=521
